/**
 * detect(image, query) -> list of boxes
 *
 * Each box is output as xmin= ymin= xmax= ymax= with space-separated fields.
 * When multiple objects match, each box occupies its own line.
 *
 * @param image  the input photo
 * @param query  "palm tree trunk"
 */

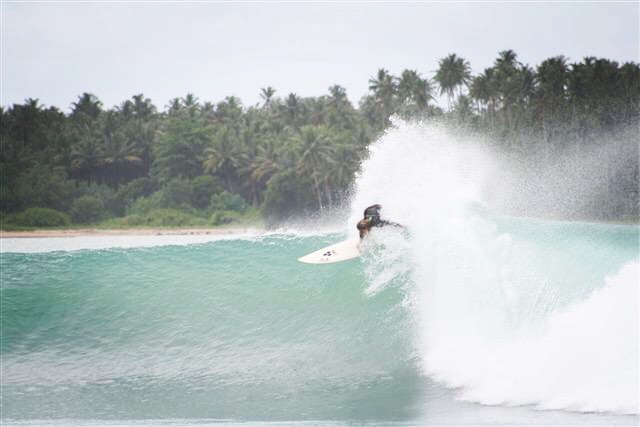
xmin=251 ymin=183 xmax=259 ymax=207
xmin=224 ymin=168 xmax=234 ymax=193
xmin=312 ymin=174 xmax=323 ymax=210
xmin=324 ymin=180 xmax=333 ymax=208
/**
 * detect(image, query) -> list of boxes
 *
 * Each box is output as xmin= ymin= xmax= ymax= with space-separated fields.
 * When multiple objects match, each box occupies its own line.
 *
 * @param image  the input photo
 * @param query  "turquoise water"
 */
xmin=1 ymin=214 xmax=639 ymax=425
xmin=2 ymin=234 xmax=418 ymax=421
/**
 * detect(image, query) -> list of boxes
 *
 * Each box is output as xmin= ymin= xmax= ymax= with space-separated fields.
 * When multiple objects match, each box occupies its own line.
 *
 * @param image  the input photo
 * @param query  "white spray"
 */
xmin=349 ymin=120 xmax=639 ymax=415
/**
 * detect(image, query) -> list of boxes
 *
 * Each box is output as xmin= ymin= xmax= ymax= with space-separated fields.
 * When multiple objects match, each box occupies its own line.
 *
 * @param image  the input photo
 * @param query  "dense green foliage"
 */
xmin=1 ymin=51 xmax=638 ymax=227
xmin=4 ymin=208 xmax=71 ymax=228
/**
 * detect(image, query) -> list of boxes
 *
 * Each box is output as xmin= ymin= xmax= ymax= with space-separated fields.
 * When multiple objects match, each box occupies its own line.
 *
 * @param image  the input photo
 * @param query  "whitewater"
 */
xmin=349 ymin=121 xmax=639 ymax=417
xmin=2 ymin=121 xmax=638 ymax=425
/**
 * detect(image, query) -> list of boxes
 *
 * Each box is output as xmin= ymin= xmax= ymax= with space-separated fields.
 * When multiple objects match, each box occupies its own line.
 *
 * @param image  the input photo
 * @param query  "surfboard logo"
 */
xmin=321 ymin=249 xmax=338 ymax=261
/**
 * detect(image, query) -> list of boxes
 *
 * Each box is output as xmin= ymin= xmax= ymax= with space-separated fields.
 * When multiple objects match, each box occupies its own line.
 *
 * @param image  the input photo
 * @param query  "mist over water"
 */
xmin=485 ymin=125 xmax=640 ymax=221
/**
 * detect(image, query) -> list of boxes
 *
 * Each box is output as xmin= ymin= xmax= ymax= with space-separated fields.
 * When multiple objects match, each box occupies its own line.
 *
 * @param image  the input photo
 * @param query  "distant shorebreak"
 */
xmin=0 ymin=227 xmax=262 ymax=238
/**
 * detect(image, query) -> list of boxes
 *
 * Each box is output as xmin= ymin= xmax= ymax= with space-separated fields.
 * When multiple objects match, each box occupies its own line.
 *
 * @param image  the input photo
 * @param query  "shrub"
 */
xmin=116 ymin=177 xmax=157 ymax=211
xmin=109 ymin=209 xmax=208 ymax=227
xmin=74 ymin=183 xmax=121 ymax=217
xmin=122 ymin=214 xmax=145 ymax=227
xmin=139 ymin=209 xmax=208 ymax=227
xmin=128 ymin=191 xmax=164 ymax=215
xmin=191 ymin=175 xmax=223 ymax=209
xmin=209 ymin=191 xmax=246 ymax=212
xmin=127 ymin=178 xmax=228 ymax=214
xmin=210 ymin=210 xmax=241 ymax=226
xmin=8 ymin=166 xmax=74 ymax=213
xmin=161 ymin=178 xmax=193 ymax=209
xmin=71 ymin=195 xmax=106 ymax=223
xmin=5 ymin=207 xmax=71 ymax=227
xmin=95 ymin=215 xmax=145 ymax=228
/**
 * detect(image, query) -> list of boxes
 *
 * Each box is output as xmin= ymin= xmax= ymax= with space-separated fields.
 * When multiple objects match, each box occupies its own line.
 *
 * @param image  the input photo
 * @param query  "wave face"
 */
xmin=2 ymin=235 xmax=421 ymax=421
xmin=2 ymin=122 xmax=639 ymax=424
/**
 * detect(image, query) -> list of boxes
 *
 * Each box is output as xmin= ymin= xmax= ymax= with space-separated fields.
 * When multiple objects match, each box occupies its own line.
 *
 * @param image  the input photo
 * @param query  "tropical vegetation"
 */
xmin=1 ymin=50 xmax=638 ymax=228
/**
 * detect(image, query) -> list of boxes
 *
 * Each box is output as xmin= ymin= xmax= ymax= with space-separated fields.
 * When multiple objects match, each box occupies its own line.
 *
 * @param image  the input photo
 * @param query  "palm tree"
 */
xmin=99 ymin=127 xmax=144 ymax=186
xmin=216 ymin=96 xmax=243 ymax=123
xmin=118 ymin=100 xmax=134 ymax=119
xmin=70 ymin=123 xmax=102 ymax=183
xmin=182 ymin=94 xmax=200 ymax=118
xmin=238 ymin=133 xmax=282 ymax=207
xmin=495 ymin=50 xmax=518 ymax=71
xmin=469 ymin=71 xmax=491 ymax=108
xmin=203 ymin=124 xmax=243 ymax=192
xmin=282 ymin=93 xmax=304 ymax=128
xmin=113 ymin=95 xmax=157 ymax=176
xmin=327 ymin=84 xmax=357 ymax=129
xmin=618 ymin=62 xmax=640 ymax=122
xmin=327 ymin=143 xmax=359 ymax=202
xmin=398 ymin=69 xmax=434 ymax=111
xmin=202 ymin=102 xmax=216 ymax=122
xmin=453 ymin=95 xmax=474 ymax=123
xmin=368 ymin=68 xmax=397 ymax=123
xmin=306 ymin=97 xmax=328 ymax=125
xmin=434 ymin=54 xmax=472 ymax=110
xmin=398 ymin=70 xmax=420 ymax=104
xmin=72 ymin=93 xmax=102 ymax=118
xmin=167 ymin=98 xmax=183 ymax=116
xmin=328 ymin=84 xmax=347 ymax=102
xmin=368 ymin=68 xmax=396 ymax=98
xmin=487 ymin=51 xmax=533 ymax=133
xmin=123 ymin=117 xmax=156 ymax=175
xmin=493 ymin=50 xmax=523 ymax=108
xmin=7 ymin=98 xmax=43 ymax=149
xmin=535 ymin=56 xmax=569 ymax=134
xmin=469 ymin=68 xmax=498 ymax=129
xmin=131 ymin=94 xmax=156 ymax=119
xmin=536 ymin=56 xmax=568 ymax=101
xmin=260 ymin=87 xmax=277 ymax=108
xmin=292 ymin=125 xmax=337 ymax=209
xmin=251 ymin=138 xmax=281 ymax=187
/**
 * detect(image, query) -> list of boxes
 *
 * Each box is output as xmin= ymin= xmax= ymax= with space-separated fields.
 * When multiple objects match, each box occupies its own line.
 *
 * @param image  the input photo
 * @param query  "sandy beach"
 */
xmin=0 ymin=227 xmax=260 ymax=238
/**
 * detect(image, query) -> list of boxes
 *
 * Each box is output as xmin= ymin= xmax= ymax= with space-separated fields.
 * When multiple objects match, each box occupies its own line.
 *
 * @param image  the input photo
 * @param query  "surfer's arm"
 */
xmin=379 ymin=220 xmax=403 ymax=228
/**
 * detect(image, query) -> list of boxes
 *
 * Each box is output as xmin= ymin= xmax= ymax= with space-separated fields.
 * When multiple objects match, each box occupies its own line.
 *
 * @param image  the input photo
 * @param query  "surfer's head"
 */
xmin=363 ymin=204 xmax=382 ymax=218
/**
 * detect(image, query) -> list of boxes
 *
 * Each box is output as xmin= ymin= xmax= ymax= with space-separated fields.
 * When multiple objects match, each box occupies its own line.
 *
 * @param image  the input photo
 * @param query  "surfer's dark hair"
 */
xmin=363 ymin=204 xmax=382 ymax=218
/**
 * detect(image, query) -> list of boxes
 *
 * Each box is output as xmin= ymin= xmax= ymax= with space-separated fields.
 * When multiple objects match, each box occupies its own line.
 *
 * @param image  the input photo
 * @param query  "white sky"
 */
xmin=2 ymin=1 xmax=639 ymax=112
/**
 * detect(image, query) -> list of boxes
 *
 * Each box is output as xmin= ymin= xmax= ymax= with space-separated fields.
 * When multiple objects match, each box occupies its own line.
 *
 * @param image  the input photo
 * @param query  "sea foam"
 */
xmin=350 ymin=119 xmax=640 ymax=415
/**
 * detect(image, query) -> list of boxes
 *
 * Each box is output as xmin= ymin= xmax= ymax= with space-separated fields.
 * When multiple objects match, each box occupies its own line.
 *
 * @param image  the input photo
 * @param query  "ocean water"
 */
xmin=2 ymin=122 xmax=639 ymax=426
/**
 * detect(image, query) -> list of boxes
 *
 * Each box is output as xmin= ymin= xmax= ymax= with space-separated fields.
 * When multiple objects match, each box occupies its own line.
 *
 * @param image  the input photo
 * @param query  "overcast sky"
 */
xmin=2 ymin=1 xmax=638 ymax=112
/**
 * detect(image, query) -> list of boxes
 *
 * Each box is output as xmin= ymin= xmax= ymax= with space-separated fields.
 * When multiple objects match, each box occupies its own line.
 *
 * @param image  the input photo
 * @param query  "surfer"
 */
xmin=299 ymin=204 xmax=401 ymax=263
xmin=357 ymin=204 xmax=401 ymax=239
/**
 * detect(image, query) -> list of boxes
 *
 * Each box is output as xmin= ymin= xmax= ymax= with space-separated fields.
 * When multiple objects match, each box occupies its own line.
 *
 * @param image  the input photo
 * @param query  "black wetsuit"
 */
xmin=357 ymin=204 xmax=400 ymax=238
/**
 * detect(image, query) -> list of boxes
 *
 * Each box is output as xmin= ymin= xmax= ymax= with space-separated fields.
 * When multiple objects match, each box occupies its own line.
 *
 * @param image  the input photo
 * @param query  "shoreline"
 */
xmin=0 ymin=227 xmax=262 ymax=238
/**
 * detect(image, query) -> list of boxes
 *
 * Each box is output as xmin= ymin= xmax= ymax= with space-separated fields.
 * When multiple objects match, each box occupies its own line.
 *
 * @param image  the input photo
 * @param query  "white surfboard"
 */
xmin=298 ymin=238 xmax=362 ymax=264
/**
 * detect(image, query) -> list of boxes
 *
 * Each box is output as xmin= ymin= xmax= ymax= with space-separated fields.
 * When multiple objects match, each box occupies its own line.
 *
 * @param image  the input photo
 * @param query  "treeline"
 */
xmin=1 ymin=50 xmax=638 ymax=228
